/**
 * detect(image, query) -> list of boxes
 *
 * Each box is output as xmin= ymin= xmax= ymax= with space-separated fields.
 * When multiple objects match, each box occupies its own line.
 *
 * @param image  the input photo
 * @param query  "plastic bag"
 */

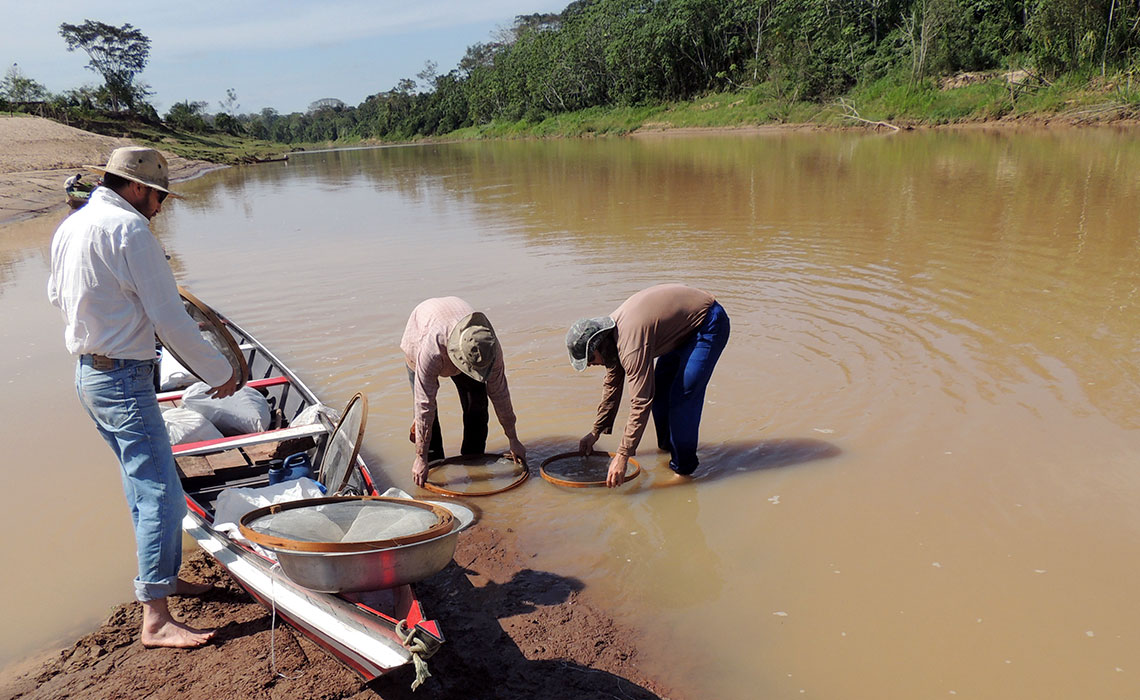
xmin=158 ymin=349 xmax=195 ymax=391
xmin=181 ymin=382 xmax=271 ymax=436
xmin=163 ymin=406 xmax=223 ymax=445
xmin=212 ymin=479 xmax=327 ymax=544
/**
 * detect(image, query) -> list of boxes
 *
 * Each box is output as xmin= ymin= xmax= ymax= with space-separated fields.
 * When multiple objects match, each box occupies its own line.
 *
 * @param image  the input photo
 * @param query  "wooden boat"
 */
xmin=161 ymin=301 xmax=444 ymax=683
xmin=64 ymin=173 xmax=96 ymax=210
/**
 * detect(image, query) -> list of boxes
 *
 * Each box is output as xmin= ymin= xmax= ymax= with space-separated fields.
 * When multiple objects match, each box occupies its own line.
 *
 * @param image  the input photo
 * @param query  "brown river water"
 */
xmin=3 ymin=128 xmax=1140 ymax=698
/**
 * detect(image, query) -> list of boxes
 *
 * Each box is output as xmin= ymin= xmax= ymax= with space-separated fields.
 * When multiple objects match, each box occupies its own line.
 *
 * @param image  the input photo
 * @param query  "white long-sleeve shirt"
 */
xmin=47 ymin=186 xmax=232 ymax=386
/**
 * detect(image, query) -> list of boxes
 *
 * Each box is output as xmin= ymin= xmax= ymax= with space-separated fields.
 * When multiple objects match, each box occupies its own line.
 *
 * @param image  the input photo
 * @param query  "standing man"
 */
xmin=402 ymin=297 xmax=526 ymax=487
xmin=48 ymin=147 xmax=237 ymax=648
xmin=566 ymin=283 xmax=730 ymax=487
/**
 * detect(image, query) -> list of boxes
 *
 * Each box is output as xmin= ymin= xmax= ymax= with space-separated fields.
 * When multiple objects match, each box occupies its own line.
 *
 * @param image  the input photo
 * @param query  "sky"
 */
xmin=2 ymin=1 xmax=567 ymax=115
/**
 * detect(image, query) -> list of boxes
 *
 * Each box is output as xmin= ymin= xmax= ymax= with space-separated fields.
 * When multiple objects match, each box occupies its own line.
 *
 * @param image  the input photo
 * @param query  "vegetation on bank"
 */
xmin=3 ymin=1 xmax=1140 ymax=161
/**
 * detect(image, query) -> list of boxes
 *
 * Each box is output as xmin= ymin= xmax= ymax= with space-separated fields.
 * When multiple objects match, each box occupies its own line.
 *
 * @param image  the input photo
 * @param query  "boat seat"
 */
xmin=172 ymin=422 xmax=328 ymax=456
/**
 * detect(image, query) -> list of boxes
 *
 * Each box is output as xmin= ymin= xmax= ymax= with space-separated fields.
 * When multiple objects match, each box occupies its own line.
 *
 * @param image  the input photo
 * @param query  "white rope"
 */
xmin=269 ymin=563 xmax=304 ymax=680
xmin=395 ymin=619 xmax=433 ymax=691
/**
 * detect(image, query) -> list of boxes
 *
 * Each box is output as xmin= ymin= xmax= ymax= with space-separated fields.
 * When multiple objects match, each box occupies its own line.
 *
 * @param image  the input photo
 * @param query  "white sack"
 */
xmin=158 ymin=349 xmax=196 ymax=391
xmin=291 ymin=402 xmax=339 ymax=428
xmin=181 ymin=382 xmax=271 ymax=436
xmin=163 ymin=407 xmax=223 ymax=446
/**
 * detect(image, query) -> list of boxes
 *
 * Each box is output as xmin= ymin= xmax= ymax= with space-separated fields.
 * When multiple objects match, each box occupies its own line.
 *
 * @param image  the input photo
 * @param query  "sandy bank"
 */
xmin=0 ymin=115 xmax=223 ymax=225
xmin=0 ymin=529 xmax=672 ymax=700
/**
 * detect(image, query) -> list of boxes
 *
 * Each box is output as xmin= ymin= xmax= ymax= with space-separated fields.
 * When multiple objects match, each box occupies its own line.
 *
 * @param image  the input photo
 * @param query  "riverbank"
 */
xmin=0 ymin=114 xmax=225 ymax=224
xmin=0 ymin=530 xmax=672 ymax=700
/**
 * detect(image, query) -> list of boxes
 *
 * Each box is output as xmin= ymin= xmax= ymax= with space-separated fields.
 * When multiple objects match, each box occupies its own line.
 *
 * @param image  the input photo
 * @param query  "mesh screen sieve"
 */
xmin=539 ymin=452 xmax=641 ymax=487
xmin=160 ymin=288 xmax=248 ymax=390
xmin=424 ymin=454 xmax=527 ymax=496
xmin=245 ymin=499 xmax=443 ymax=544
xmin=318 ymin=394 xmax=366 ymax=494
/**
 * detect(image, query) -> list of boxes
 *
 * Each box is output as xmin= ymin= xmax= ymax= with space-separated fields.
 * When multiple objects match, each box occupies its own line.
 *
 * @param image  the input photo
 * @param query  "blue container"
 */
xmin=266 ymin=459 xmax=285 ymax=485
xmin=282 ymin=452 xmax=313 ymax=481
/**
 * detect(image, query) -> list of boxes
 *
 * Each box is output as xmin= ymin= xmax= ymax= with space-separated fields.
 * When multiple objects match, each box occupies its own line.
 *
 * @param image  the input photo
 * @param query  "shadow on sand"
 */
xmin=375 ymin=560 xmax=666 ymax=700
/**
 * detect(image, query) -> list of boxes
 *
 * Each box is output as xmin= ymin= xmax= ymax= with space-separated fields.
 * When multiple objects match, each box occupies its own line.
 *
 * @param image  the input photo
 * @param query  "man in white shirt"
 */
xmin=48 ymin=147 xmax=237 ymax=649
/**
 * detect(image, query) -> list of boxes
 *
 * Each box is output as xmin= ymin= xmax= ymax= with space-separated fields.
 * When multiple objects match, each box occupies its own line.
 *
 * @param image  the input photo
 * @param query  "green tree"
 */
xmin=1027 ymin=0 xmax=1118 ymax=76
xmin=1 ymin=64 xmax=47 ymax=102
xmin=59 ymin=20 xmax=152 ymax=112
xmin=219 ymin=87 xmax=240 ymax=115
xmin=165 ymin=100 xmax=210 ymax=132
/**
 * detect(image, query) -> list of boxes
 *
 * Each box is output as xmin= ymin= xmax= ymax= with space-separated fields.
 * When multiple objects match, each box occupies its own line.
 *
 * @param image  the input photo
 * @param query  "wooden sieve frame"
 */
xmin=421 ymin=453 xmax=529 ymax=497
xmin=539 ymin=451 xmax=641 ymax=488
xmin=164 ymin=286 xmax=250 ymax=390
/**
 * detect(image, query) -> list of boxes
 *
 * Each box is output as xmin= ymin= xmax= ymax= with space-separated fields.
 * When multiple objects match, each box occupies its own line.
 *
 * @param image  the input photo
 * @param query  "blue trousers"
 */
xmin=76 ymin=357 xmax=185 ymax=601
xmin=651 ymin=302 xmax=730 ymax=475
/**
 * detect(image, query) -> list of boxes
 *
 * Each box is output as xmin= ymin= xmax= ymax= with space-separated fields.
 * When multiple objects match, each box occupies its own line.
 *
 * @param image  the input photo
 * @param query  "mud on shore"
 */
xmin=0 ymin=526 xmax=675 ymax=700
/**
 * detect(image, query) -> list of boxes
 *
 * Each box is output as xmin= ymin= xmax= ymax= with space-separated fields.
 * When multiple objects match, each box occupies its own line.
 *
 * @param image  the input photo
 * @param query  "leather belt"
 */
xmin=89 ymin=354 xmax=115 ymax=370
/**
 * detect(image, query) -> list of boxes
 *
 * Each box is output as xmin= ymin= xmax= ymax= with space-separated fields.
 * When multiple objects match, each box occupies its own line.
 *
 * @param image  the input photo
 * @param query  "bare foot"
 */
xmin=140 ymin=598 xmax=216 ymax=649
xmin=648 ymin=473 xmax=694 ymax=490
xmin=174 ymin=578 xmax=213 ymax=596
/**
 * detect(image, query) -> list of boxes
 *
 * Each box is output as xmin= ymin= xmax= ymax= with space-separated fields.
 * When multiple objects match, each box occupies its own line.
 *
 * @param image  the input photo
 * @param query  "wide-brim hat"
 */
xmin=566 ymin=316 xmax=616 ymax=371
xmin=447 ymin=312 xmax=499 ymax=383
xmin=88 ymin=146 xmax=184 ymax=199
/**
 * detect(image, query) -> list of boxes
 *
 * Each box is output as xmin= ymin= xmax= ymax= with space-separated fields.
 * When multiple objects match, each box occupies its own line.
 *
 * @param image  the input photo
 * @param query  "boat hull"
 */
xmin=171 ymin=308 xmax=444 ymax=681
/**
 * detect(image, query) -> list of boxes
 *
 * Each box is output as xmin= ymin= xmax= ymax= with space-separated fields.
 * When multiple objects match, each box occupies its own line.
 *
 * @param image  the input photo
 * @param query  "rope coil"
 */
xmin=396 ymin=619 xmax=434 ymax=691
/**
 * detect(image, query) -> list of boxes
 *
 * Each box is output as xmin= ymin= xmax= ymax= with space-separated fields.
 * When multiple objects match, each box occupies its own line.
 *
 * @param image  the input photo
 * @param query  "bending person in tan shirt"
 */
xmin=401 ymin=297 xmax=526 ymax=487
xmin=566 ymin=284 xmax=730 ymax=487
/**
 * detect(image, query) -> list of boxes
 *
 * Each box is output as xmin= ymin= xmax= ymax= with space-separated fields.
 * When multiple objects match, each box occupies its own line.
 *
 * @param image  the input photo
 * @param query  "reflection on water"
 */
xmin=4 ymin=128 xmax=1140 ymax=698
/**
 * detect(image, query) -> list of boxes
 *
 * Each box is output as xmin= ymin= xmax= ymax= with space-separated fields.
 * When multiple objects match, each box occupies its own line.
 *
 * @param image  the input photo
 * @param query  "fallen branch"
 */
xmin=834 ymin=98 xmax=901 ymax=132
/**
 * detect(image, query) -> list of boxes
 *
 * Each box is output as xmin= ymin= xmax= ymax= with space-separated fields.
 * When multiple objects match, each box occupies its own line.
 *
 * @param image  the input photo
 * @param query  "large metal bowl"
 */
xmin=267 ymin=500 xmax=475 ymax=593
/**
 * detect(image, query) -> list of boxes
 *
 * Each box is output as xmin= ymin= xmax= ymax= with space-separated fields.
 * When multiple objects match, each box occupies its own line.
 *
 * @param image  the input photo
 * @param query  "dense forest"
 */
xmin=247 ymin=0 xmax=1140 ymax=142
xmin=6 ymin=0 xmax=1140 ymax=145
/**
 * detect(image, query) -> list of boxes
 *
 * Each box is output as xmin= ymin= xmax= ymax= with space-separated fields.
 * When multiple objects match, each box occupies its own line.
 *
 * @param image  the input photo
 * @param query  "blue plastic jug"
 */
xmin=282 ymin=452 xmax=313 ymax=481
xmin=266 ymin=458 xmax=286 ymax=485
xmin=267 ymin=453 xmax=313 ymax=485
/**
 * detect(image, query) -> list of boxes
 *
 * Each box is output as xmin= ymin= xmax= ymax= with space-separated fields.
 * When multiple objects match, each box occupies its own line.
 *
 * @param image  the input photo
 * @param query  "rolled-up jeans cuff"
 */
xmin=135 ymin=576 xmax=178 ymax=602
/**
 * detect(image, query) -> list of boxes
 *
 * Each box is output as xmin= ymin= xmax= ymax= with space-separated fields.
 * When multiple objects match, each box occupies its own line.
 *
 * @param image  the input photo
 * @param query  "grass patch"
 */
xmin=62 ymin=114 xmax=294 ymax=164
xmin=44 ymin=66 xmax=1135 ymax=161
xmin=426 ymin=70 xmax=1135 ymax=142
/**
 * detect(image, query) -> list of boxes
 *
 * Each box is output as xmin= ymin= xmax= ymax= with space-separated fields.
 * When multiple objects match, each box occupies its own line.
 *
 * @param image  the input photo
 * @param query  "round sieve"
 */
xmin=162 ymin=287 xmax=249 ymax=390
xmin=539 ymin=451 xmax=641 ymax=488
xmin=238 ymin=496 xmax=454 ymax=553
xmin=422 ymin=453 xmax=528 ymax=497
xmin=317 ymin=393 xmax=368 ymax=495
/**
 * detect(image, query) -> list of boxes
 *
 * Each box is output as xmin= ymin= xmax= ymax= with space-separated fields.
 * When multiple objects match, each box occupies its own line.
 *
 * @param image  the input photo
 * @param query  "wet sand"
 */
xmin=0 ymin=115 xmax=673 ymax=699
xmin=0 ymin=530 xmax=672 ymax=700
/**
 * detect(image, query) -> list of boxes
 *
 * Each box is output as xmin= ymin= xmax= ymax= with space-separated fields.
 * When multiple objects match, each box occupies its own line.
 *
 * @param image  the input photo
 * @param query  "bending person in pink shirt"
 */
xmin=401 ymin=297 xmax=527 ymax=487
xmin=567 ymin=284 xmax=730 ymax=487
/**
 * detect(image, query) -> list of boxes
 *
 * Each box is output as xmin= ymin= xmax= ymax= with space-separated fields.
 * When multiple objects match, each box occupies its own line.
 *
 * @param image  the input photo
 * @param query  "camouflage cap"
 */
xmin=565 ymin=316 xmax=616 ymax=371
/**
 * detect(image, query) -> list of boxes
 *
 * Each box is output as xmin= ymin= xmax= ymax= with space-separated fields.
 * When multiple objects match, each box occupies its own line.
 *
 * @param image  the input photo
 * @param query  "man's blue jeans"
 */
xmin=76 ymin=356 xmax=184 ymax=602
xmin=651 ymin=302 xmax=731 ymax=475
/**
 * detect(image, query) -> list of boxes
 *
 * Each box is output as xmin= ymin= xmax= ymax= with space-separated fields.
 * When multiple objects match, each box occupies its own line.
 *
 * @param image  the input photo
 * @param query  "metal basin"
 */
xmin=268 ymin=499 xmax=475 ymax=593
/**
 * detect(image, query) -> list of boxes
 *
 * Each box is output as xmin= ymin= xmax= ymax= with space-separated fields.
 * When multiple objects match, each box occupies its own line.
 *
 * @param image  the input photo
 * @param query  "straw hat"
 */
xmin=565 ymin=316 xmax=616 ymax=371
xmin=89 ymin=146 xmax=183 ymax=199
xmin=446 ymin=312 xmax=499 ymax=382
